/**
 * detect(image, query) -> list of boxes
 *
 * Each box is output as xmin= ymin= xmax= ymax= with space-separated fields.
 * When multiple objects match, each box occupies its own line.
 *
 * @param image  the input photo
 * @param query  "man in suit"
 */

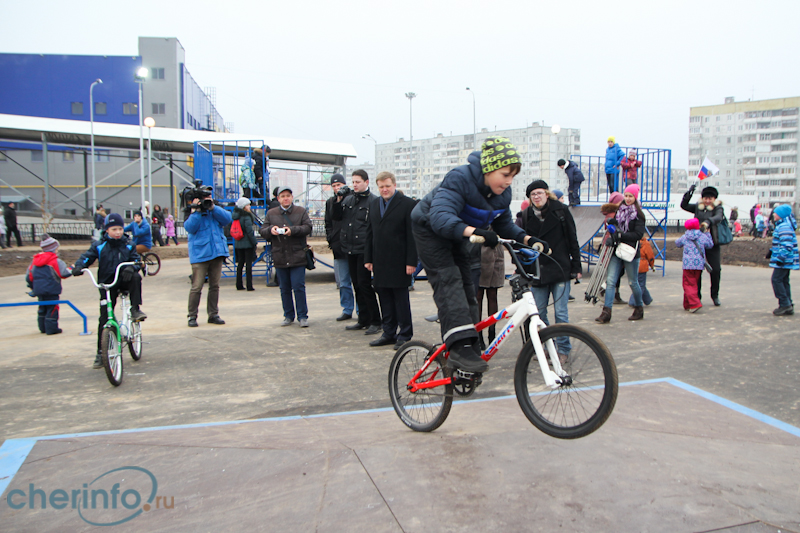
xmin=364 ymin=172 xmax=417 ymax=349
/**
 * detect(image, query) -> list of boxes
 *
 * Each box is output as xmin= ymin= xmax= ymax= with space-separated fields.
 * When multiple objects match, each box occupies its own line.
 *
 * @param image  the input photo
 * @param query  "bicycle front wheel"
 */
xmin=128 ymin=321 xmax=142 ymax=361
xmin=514 ymin=324 xmax=617 ymax=439
xmin=389 ymin=341 xmax=453 ymax=432
xmin=100 ymin=327 xmax=123 ymax=387
xmin=142 ymin=253 xmax=161 ymax=276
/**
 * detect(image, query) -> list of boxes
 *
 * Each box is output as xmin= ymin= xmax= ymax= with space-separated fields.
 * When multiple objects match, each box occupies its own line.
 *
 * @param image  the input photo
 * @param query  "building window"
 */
xmin=95 ymin=150 xmax=110 ymax=162
xmin=128 ymin=151 xmax=139 ymax=161
xmin=151 ymin=67 xmax=165 ymax=80
xmin=32 ymin=151 xmax=43 ymax=162
xmin=71 ymin=102 xmax=83 ymax=115
xmin=62 ymin=151 xmax=75 ymax=162
xmin=123 ymin=103 xmax=138 ymax=115
xmin=152 ymin=103 xmax=165 ymax=115
xmin=95 ymin=102 xmax=107 ymax=115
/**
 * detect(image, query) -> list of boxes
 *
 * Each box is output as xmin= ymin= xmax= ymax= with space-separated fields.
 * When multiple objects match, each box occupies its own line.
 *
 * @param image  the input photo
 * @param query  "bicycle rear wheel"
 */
xmin=142 ymin=253 xmax=161 ymax=276
xmin=514 ymin=324 xmax=617 ymax=439
xmin=389 ymin=341 xmax=453 ymax=432
xmin=100 ymin=327 xmax=123 ymax=387
xmin=128 ymin=321 xmax=142 ymax=361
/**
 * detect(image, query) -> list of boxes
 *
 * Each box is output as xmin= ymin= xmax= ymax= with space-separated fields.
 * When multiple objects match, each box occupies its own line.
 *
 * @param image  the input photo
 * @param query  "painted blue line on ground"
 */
xmin=2 ymin=377 xmax=799 ymax=497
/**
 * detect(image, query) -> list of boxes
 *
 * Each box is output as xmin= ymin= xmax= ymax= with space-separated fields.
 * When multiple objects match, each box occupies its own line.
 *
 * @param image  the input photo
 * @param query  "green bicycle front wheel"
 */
xmin=100 ymin=327 xmax=123 ymax=387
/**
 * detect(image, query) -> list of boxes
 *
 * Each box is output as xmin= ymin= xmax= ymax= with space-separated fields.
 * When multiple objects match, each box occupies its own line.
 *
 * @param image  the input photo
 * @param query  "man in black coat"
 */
xmin=332 ymin=169 xmax=382 ymax=335
xmin=557 ymin=159 xmax=585 ymax=207
xmin=4 ymin=202 xmax=23 ymax=247
xmin=364 ymin=172 xmax=417 ymax=349
xmin=324 ymin=173 xmax=355 ymax=321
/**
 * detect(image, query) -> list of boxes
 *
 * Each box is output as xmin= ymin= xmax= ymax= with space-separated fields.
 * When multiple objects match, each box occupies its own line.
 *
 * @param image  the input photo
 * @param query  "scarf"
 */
xmin=616 ymin=202 xmax=637 ymax=233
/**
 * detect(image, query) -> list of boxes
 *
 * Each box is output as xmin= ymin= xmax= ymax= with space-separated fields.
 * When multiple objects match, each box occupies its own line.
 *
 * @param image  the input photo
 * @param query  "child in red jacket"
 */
xmin=26 ymin=235 xmax=72 ymax=334
xmin=620 ymin=150 xmax=642 ymax=188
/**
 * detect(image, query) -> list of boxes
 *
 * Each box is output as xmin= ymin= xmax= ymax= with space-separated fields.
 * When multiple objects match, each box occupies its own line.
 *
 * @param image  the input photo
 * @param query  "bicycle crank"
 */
xmin=453 ymin=369 xmax=482 ymax=397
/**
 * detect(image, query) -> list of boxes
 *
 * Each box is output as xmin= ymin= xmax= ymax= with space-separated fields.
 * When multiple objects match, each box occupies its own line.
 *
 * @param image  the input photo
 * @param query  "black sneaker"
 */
xmin=93 ymin=354 xmax=103 ymax=369
xmin=131 ymin=308 xmax=147 ymax=322
xmin=447 ymin=342 xmax=489 ymax=373
xmin=773 ymin=306 xmax=795 ymax=316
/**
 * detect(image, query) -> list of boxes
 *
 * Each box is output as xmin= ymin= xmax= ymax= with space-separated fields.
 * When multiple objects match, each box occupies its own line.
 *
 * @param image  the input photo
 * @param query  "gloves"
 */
xmin=766 ymin=250 xmax=772 ymax=260
xmin=72 ymin=264 xmax=84 ymax=276
xmin=700 ymin=221 xmax=709 ymax=232
xmin=530 ymin=240 xmax=550 ymax=255
xmin=688 ymin=184 xmax=696 ymax=195
xmin=472 ymin=228 xmax=498 ymax=248
xmin=120 ymin=266 xmax=135 ymax=283
xmin=612 ymin=232 xmax=622 ymax=245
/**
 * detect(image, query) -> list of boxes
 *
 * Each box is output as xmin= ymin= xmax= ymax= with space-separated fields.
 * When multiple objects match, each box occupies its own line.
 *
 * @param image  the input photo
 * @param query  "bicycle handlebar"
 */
xmin=469 ymin=236 xmax=541 ymax=282
xmin=81 ymin=261 xmax=139 ymax=290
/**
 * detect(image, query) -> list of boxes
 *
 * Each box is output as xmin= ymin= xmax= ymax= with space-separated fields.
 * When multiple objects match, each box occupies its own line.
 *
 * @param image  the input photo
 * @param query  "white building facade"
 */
xmin=689 ymin=97 xmax=799 ymax=207
xmin=372 ymin=124 xmax=581 ymax=201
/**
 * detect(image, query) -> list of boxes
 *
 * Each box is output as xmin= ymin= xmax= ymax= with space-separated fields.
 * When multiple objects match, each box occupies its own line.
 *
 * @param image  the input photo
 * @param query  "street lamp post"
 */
xmin=404 ymin=92 xmax=416 ymax=196
xmin=362 ymin=134 xmax=378 ymax=169
xmin=144 ymin=117 xmax=156 ymax=212
xmin=466 ymin=88 xmax=476 ymax=150
xmin=89 ymin=79 xmax=103 ymax=218
xmin=134 ymin=67 xmax=148 ymax=215
xmin=551 ymin=124 xmax=561 ymax=184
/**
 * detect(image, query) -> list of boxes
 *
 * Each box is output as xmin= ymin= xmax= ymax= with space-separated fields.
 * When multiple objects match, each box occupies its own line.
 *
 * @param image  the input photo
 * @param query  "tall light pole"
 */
xmin=551 ymin=124 xmax=561 ymax=185
xmin=466 ymin=87 xmax=476 ymax=150
xmin=134 ymin=66 xmax=148 ymax=215
xmin=362 ymin=134 xmax=378 ymax=169
xmin=89 ymin=79 xmax=103 ymax=218
xmin=145 ymin=117 xmax=155 ymax=213
xmin=404 ymin=92 xmax=416 ymax=196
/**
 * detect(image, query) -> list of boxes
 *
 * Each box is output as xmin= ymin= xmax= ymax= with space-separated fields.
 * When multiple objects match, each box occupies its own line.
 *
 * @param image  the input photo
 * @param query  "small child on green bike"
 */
xmin=72 ymin=213 xmax=147 ymax=368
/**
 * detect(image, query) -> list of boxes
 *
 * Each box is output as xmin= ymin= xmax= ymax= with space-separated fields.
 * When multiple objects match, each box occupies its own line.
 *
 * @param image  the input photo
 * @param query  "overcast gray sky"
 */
xmin=3 ymin=0 xmax=799 ymax=170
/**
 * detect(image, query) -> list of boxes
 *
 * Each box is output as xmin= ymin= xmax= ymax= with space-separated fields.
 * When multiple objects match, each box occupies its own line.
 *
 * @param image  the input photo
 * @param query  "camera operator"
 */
xmin=332 ymin=170 xmax=382 ymax=335
xmin=325 ymin=173 xmax=355 ymax=321
xmin=184 ymin=190 xmax=232 ymax=328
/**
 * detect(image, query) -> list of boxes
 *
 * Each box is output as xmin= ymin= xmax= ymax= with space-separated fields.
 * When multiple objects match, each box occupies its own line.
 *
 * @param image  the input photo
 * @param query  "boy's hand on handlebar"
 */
xmin=71 ymin=265 xmax=84 ymax=276
xmin=472 ymin=228 xmax=498 ymax=248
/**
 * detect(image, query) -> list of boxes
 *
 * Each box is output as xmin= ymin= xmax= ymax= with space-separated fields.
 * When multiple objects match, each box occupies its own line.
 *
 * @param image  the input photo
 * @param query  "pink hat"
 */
xmin=609 ymin=192 xmax=624 ymax=204
xmin=624 ymin=184 xmax=640 ymax=199
xmin=685 ymin=218 xmax=700 ymax=231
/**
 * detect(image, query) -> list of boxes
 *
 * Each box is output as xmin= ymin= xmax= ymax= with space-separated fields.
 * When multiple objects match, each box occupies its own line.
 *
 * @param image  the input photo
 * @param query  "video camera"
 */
xmin=180 ymin=180 xmax=215 ymax=216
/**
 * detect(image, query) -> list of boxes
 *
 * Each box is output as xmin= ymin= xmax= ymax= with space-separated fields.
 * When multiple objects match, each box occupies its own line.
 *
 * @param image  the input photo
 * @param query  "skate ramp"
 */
xmin=570 ymin=205 xmax=606 ymax=248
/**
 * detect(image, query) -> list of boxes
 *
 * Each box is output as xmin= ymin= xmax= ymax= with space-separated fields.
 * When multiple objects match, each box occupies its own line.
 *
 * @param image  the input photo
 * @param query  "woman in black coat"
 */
xmin=233 ymin=197 xmax=259 ymax=291
xmin=681 ymin=185 xmax=725 ymax=306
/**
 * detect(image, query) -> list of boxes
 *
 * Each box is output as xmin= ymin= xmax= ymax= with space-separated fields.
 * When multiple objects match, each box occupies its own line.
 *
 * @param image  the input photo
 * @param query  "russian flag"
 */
xmin=698 ymin=157 xmax=719 ymax=180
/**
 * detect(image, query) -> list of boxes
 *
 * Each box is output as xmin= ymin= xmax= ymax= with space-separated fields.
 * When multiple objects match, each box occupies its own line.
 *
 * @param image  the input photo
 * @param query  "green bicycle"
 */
xmin=82 ymin=261 xmax=143 ymax=386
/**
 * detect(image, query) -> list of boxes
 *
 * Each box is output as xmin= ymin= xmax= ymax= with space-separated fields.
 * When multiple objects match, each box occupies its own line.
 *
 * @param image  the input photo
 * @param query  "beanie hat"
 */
xmin=105 ymin=213 xmax=124 ymax=229
xmin=236 ymin=197 xmax=251 ymax=209
xmin=480 ymin=136 xmax=521 ymax=174
xmin=624 ymin=184 xmax=640 ymax=199
xmin=553 ymin=189 xmax=564 ymax=199
xmin=330 ymin=173 xmax=346 ymax=186
xmin=701 ymin=186 xmax=718 ymax=199
xmin=133 ymin=210 xmax=143 ymax=218
xmin=40 ymin=234 xmax=59 ymax=253
xmin=774 ymin=204 xmax=792 ymax=220
xmin=609 ymin=192 xmax=624 ymax=204
xmin=608 ymin=136 xmax=615 ymax=143
xmin=526 ymin=180 xmax=549 ymax=198
xmin=685 ymin=218 xmax=700 ymax=231
xmin=628 ymin=149 xmax=637 ymax=157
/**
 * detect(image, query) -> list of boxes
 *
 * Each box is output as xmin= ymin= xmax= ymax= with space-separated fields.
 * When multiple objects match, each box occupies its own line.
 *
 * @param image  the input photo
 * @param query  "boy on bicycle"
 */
xmin=72 ymin=213 xmax=147 ymax=368
xmin=410 ymin=136 xmax=548 ymax=373
xmin=124 ymin=211 xmax=152 ymax=254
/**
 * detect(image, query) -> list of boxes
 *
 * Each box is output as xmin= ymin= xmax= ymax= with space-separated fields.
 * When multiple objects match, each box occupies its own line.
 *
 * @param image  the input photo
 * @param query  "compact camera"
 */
xmin=276 ymin=227 xmax=288 ymax=235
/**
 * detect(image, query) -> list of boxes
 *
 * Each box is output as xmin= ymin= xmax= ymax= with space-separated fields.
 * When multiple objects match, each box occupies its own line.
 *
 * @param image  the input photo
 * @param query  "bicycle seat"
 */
xmin=424 ymin=314 xmax=439 ymax=323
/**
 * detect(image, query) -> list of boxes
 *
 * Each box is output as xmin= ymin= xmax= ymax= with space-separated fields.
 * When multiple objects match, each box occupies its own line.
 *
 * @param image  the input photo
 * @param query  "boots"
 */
xmin=487 ymin=325 xmax=496 ymax=344
xmin=595 ymin=306 xmax=612 ymax=324
xmin=628 ymin=306 xmax=644 ymax=321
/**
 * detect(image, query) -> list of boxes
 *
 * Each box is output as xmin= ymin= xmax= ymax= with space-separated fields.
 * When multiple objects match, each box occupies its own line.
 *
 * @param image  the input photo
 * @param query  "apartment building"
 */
xmin=689 ymin=97 xmax=798 ymax=206
xmin=372 ymin=124 xmax=581 ymax=201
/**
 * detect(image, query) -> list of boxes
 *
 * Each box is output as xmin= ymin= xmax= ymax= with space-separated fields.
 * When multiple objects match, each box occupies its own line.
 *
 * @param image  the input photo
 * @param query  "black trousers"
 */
xmin=6 ymin=226 xmax=22 ymax=247
xmin=376 ymin=286 xmax=413 ymax=341
xmin=348 ymin=253 xmax=381 ymax=327
xmin=152 ymin=227 xmax=165 ymax=247
xmin=236 ymin=246 xmax=256 ymax=289
xmin=697 ymin=244 xmax=721 ymax=300
xmin=605 ymin=173 xmax=617 ymax=194
xmin=37 ymin=294 xmax=60 ymax=334
xmin=97 ymin=274 xmax=142 ymax=352
xmin=413 ymin=223 xmax=478 ymax=346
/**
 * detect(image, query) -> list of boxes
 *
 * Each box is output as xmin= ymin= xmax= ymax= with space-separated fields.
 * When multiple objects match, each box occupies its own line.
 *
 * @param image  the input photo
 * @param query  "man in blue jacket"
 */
xmin=124 ymin=211 xmax=153 ymax=253
xmin=604 ymin=137 xmax=626 ymax=193
xmin=185 ymin=197 xmax=232 ymax=327
xmin=411 ymin=136 xmax=548 ymax=373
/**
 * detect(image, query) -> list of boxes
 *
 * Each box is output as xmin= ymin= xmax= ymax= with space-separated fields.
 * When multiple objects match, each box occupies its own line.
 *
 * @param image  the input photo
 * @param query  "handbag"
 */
xmin=692 ymin=241 xmax=713 ymax=273
xmin=614 ymin=241 xmax=638 ymax=262
xmin=304 ymin=246 xmax=316 ymax=270
xmin=716 ymin=215 xmax=733 ymax=245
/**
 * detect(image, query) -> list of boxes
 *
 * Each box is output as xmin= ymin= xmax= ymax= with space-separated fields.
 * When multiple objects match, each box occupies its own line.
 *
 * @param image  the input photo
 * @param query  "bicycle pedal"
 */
xmin=455 ymin=369 xmax=482 ymax=383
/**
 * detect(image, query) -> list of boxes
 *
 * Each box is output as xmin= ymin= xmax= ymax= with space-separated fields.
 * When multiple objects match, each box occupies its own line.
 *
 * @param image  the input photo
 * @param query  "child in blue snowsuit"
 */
xmin=768 ymin=204 xmax=799 ymax=316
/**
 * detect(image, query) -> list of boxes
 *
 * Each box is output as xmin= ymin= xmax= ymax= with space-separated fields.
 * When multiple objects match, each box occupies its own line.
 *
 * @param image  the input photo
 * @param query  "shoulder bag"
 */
xmin=615 ymin=241 xmax=638 ymax=262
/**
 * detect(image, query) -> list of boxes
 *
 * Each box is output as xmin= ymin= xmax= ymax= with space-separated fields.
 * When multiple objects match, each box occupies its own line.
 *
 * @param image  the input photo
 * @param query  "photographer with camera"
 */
xmin=261 ymin=186 xmax=313 ymax=327
xmin=325 ymin=173 xmax=355 ymax=321
xmin=332 ymin=170 xmax=382 ymax=335
xmin=183 ymin=183 xmax=232 ymax=328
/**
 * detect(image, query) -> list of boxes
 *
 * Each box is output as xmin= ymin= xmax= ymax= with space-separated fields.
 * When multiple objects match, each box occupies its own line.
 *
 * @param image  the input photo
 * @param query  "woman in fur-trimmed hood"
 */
xmin=681 ymin=184 xmax=724 ymax=306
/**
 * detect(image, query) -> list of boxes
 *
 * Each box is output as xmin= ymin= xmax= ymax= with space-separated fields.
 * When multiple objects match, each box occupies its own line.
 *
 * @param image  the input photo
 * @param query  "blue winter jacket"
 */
xmin=604 ymin=143 xmax=625 ymax=175
xmin=676 ymin=229 xmax=713 ymax=270
xmin=124 ymin=220 xmax=153 ymax=249
xmin=184 ymin=206 xmax=232 ymax=264
xmin=769 ymin=214 xmax=799 ymax=270
xmin=411 ymin=151 xmax=526 ymax=243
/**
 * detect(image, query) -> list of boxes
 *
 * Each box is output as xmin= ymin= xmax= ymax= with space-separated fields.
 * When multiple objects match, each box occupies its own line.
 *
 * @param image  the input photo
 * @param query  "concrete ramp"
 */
xmin=569 ymin=205 xmax=606 ymax=248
